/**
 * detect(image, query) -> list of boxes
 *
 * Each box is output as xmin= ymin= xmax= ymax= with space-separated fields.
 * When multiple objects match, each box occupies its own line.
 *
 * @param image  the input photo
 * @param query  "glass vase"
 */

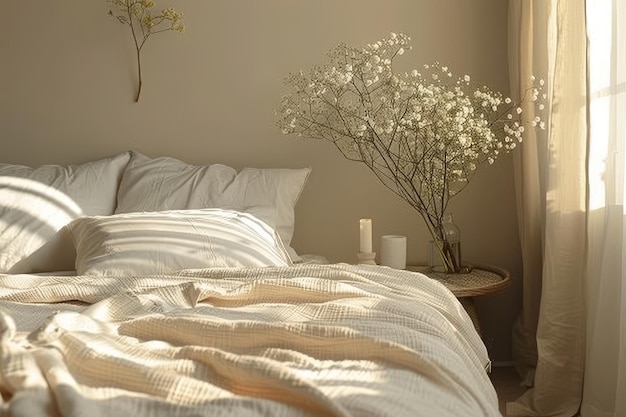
xmin=428 ymin=213 xmax=464 ymax=274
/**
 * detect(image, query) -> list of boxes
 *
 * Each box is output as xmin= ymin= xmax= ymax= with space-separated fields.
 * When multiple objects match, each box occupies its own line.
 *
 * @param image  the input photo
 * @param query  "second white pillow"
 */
xmin=115 ymin=152 xmax=310 ymax=261
xmin=68 ymin=208 xmax=293 ymax=277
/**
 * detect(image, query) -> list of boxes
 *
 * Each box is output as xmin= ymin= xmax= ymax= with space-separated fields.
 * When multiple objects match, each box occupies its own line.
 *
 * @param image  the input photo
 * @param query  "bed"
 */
xmin=0 ymin=151 xmax=501 ymax=416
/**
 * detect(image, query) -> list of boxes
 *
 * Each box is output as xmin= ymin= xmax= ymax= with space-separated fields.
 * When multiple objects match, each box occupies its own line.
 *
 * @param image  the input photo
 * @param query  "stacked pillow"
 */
xmin=68 ymin=208 xmax=292 ymax=276
xmin=0 ymin=152 xmax=131 ymax=273
xmin=0 ymin=151 xmax=310 ymax=275
xmin=115 ymin=152 xmax=310 ymax=262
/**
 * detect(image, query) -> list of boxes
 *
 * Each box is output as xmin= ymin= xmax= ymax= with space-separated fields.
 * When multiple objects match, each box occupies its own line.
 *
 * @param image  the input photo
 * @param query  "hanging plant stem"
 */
xmin=134 ymin=42 xmax=143 ymax=102
xmin=135 ymin=61 xmax=143 ymax=101
xmin=107 ymin=0 xmax=184 ymax=103
xmin=127 ymin=14 xmax=144 ymax=103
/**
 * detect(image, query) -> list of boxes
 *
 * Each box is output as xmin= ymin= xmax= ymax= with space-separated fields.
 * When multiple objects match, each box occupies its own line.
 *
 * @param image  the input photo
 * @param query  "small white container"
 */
xmin=380 ymin=235 xmax=407 ymax=269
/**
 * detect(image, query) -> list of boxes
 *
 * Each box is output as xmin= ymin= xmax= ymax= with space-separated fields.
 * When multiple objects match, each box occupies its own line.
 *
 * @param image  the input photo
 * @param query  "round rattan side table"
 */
xmin=407 ymin=263 xmax=511 ymax=335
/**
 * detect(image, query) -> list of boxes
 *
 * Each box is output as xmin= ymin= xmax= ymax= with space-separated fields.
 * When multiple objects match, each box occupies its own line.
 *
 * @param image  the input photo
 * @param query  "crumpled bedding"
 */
xmin=0 ymin=263 xmax=501 ymax=417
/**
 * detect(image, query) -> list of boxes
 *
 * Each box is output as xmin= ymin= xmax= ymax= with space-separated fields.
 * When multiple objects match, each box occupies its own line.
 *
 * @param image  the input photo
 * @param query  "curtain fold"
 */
xmin=507 ymin=2 xmax=586 ymax=416
xmin=507 ymin=0 xmax=548 ymax=387
xmin=507 ymin=0 xmax=626 ymax=416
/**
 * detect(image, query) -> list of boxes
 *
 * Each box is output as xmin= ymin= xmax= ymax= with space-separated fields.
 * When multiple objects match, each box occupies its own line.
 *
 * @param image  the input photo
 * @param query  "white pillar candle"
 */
xmin=359 ymin=219 xmax=373 ymax=253
xmin=380 ymin=235 xmax=407 ymax=269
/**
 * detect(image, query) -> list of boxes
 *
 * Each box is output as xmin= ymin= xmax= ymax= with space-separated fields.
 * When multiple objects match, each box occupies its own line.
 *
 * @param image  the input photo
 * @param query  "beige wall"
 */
xmin=1 ymin=0 xmax=521 ymax=361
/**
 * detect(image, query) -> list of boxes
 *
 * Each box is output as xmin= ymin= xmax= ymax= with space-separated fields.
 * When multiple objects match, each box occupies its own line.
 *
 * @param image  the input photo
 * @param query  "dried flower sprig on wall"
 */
xmin=107 ymin=0 xmax=184 ymax=102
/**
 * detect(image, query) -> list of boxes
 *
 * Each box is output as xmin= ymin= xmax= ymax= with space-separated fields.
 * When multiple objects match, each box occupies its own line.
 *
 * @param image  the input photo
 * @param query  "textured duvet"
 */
xmin=0 ymin=264 xmax=501 ymax=416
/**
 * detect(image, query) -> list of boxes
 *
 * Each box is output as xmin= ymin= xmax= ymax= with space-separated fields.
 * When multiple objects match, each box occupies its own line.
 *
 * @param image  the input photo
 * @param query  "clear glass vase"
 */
xmin=428 ymin=213 xmax=464 ymax=274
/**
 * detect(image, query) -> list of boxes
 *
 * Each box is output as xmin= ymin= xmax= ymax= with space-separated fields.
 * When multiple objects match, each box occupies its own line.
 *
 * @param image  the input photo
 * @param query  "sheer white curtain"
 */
xmin=582 ymin=1 xmax=626 ymax=415
xmin=507 ymin=1 xmax=626 ymax=416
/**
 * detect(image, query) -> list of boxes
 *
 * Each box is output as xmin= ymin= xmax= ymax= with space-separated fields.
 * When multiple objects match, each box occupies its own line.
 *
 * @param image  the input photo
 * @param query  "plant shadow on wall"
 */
xmin=107 ymin=0 xmax=184 ymax=102
xmin=276 ymin=32 xmax=546 ymax=273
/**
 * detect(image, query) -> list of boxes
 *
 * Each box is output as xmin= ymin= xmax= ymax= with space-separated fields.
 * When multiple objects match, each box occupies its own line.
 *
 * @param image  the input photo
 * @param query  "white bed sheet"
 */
xmin=0 ymin=263 xmax=501 ymax=417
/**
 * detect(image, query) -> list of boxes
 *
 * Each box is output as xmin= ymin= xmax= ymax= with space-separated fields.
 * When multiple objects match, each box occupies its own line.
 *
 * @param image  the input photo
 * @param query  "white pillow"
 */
xmin=115 ymin=152 xmax=310 ymax=260
xmin=67 ymin=208 xmax=292 ymax=276
xmin=114 ymin=152 xmax=238 ymax=212
xmin=0 ymin=152 xmax=131 ymax=273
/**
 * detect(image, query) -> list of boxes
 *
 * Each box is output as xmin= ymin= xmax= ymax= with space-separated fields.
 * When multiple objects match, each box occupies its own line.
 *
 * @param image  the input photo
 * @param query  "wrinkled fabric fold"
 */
xmin=0 ymin=264 xmax=499 ymax=416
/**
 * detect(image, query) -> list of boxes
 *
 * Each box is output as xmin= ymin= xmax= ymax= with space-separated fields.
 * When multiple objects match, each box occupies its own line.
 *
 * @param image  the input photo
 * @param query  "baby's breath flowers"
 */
xmin=277 ymin=32 xmax=546 ymax=273
xmin=107 ymin=0 xmax=184 ymax=102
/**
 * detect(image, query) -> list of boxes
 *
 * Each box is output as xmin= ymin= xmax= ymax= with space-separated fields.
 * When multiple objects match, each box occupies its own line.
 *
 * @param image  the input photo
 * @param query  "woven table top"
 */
xmin=407 ymin=264 xmax=511 ymax=298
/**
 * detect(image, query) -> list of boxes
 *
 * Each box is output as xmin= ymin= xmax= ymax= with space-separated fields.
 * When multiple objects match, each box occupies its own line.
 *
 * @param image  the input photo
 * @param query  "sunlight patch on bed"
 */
xmin=0 ymin=177 xmax=82 ymax=271
xmin=0 ymin=176 xmax=82 ymax=225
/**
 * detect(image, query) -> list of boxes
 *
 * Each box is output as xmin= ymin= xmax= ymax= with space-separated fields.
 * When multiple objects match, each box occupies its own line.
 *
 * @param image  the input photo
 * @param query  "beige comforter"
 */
xmin=0 ymin=264 xmax=501 ymax=416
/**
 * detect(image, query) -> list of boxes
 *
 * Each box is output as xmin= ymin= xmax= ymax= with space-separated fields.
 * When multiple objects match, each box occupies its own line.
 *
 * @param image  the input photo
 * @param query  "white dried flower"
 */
xmin=276 ymin=32 xmax=546 ymax=272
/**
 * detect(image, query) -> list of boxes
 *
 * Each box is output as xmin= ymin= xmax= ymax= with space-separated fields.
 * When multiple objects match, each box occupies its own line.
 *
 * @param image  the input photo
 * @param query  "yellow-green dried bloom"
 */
xmin=107 ymin=0 xmax=184 ymax=102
